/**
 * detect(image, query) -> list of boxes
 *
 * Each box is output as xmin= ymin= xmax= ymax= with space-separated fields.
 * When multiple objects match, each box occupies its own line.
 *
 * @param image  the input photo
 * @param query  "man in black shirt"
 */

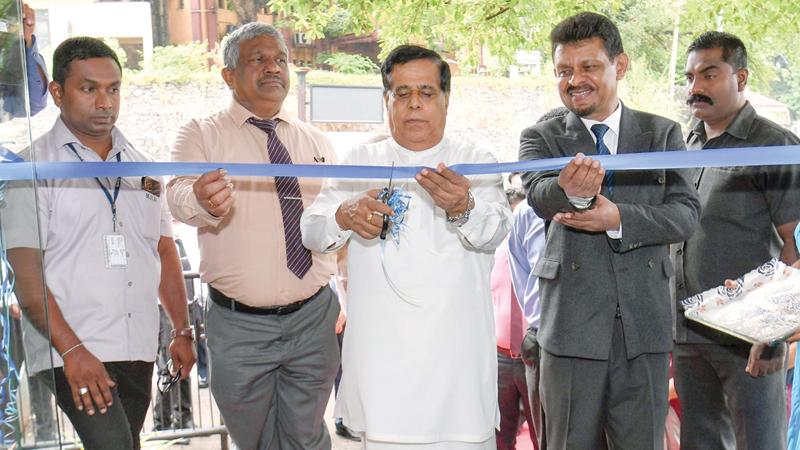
xmin=674 ymin=31 xmax=800 ymax=450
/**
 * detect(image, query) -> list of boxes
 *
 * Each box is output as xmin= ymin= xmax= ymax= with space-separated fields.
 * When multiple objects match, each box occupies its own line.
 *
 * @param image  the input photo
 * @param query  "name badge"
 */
xmin=103 ymin=234 xmax=128 ymax=269
xmin=141 ymin=176 xmax=161 ymax=197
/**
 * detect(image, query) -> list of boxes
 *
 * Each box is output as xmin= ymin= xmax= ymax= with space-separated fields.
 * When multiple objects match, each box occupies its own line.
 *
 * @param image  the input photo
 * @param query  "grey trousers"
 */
xmin=206 ymin=286 xmax=340 ymax=450
xmin=539 ymin=318 xmax=669 ymax=450
xmin=673 ymin=342 xmax=787 ymax=450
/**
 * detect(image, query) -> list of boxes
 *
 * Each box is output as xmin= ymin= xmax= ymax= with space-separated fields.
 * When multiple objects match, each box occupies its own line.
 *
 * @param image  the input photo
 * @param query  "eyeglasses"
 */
xmin=157 ymin=360 xmax=182 ymax=394
xmin=389 ymin=86 xmax=441 ymax=102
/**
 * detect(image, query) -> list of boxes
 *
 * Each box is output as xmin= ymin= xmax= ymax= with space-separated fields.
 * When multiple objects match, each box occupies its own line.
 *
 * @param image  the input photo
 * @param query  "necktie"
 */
xmin=510 ymin=288 xmax=523 ymax=357
xmin=590 ymin=123 xmax=614 ymax=197
xmin=247 ymin=117 xmax=312 ymax=279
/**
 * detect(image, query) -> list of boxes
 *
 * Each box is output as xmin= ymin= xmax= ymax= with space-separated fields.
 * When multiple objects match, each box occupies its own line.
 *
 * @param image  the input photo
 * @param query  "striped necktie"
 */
xmin=247 ymin=117 xmax=312 ymax=279
xmin=591 ymin=123 xmax=614 ymax=197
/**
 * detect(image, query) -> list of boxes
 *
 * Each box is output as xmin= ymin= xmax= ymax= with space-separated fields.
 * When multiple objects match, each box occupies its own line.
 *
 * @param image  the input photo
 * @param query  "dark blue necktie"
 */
xmin=591 ymin=123 xmax=614 ymax=197
xmin=247 ymin=117 xmax=312 ymax=279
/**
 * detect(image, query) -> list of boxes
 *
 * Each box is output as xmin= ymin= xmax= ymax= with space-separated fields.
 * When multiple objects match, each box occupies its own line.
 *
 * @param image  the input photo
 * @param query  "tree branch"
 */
xmin=484 ymin=6 xmax=510 ymax=21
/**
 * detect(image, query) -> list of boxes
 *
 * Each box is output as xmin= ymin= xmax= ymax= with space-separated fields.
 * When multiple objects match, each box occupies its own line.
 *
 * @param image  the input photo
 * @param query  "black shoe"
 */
xmin=335 ymin=420 xmax=361 ymax=442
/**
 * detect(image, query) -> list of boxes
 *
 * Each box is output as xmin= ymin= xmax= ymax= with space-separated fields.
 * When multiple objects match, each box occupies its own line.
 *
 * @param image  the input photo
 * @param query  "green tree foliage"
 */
xmin=129 ymin=42 xmax=217 ymax=84
xmin=266 ymin=0 xmax=800 ymax=114
xmin=317 ymin=52 xmax=379 ymax=73
xmin=102 ymin=37 xmax=128 ymax=69
xmin=268 ymin=0 xmax=620 ymax=67
xmin=771 ymin=63 xmax=800 ymax=119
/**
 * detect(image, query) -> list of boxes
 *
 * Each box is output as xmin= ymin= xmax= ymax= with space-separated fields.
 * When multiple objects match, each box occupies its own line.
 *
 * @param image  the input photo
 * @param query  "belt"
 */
xmin=209 ymin=285 xmax=325 ymax=316
xmin=497 ymin=346 xmax=522 ymax=359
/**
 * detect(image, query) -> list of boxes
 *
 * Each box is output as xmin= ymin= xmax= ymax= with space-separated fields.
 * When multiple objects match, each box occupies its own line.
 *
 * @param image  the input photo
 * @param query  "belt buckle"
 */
xmin=275 ymin=304 xmax=288 ymax=315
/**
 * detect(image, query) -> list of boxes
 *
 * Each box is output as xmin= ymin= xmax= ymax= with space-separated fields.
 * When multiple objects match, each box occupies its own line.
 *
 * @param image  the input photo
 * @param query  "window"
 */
xmin=218 ymin=0 xmax=224 ymax=8
xmin=179 ymin=0 xmax=185 ymax=9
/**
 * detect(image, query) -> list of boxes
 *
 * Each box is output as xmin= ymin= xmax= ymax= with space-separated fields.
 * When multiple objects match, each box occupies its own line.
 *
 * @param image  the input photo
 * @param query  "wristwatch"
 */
xmin=446 ymin=190 xmax=475 ymax=227
xmin=170 ymin=326 xmax=195 ymax=340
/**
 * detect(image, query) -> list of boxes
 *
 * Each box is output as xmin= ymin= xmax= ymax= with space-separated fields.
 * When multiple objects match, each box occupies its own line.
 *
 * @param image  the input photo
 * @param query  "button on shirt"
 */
xmin=674 ymin=101 xmax=800 ymax=343
xmin=166 ymin=100 xmax=337 ymax=307
xmin=2 ymin=117 xmax=172 ymax=374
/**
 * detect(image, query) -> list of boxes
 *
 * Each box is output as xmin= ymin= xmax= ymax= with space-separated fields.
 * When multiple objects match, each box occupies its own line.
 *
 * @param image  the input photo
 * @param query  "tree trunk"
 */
xmin=229 ymin=0 xmax=260 ymax=25
xmin=667 ymin=3 xmax=683 ymax=100
xmin=148 ymin=0 xmax=170 ymax=46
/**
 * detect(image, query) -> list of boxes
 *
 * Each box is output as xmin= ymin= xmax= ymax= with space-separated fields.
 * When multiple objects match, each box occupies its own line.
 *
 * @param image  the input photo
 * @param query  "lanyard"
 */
xmin=66 ymin=143 xmax=122 ymax=232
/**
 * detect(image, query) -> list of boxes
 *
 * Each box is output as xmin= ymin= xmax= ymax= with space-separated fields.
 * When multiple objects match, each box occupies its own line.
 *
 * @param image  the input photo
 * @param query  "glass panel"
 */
xmin=0 ymin=0 xmax=61 ymax=448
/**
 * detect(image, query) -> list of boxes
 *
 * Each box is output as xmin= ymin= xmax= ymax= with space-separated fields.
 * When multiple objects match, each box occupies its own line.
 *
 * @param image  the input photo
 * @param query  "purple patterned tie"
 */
xmin=248 ymin=117 xmax=312 ymax=279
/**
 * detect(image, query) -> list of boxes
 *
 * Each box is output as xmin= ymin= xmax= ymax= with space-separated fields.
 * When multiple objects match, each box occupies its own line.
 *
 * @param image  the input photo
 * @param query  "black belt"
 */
xmin=209 ymin=285 xmax=325 ymax=316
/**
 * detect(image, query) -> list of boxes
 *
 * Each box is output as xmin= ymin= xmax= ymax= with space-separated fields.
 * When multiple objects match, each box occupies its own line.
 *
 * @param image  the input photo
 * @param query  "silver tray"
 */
xmin=681 ymin=259 xmax=800 ymax=345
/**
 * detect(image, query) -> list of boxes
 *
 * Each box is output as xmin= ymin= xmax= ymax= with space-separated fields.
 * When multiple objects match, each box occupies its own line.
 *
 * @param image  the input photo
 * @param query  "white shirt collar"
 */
xmin=54 ymin=115 xmax=130 ymax=161
xmin=389 ymin=135 xmax=446 ymax=157
xmin=579 ymin=101 xmax=622 ymax=143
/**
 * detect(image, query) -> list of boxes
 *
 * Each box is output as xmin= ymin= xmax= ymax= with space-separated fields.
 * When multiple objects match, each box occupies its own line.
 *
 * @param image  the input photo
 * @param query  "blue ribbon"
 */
xmin=1 ymin=145 xmax=800 ymax=181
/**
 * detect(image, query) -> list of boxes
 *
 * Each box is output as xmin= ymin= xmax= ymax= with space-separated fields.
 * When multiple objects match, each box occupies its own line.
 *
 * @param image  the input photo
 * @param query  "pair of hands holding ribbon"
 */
xmin=336 ymin=163 xmax=471 ymax=239
xmin=556 ymin=153 xmax=621 ymax=233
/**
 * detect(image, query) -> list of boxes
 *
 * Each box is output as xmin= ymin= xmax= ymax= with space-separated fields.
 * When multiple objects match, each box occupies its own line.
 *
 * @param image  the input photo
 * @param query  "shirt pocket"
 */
xmin=125 ymin=185 xmax=163 ymax=245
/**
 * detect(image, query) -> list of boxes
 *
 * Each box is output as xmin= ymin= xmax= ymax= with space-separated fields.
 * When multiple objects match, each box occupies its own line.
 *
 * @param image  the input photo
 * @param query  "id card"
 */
xmin=103 ymin=234 xmax=128 ymax=269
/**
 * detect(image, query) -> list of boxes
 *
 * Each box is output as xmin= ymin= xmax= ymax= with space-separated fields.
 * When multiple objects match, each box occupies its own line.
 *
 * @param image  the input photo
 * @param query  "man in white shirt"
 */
xmin=3 ymin=37 xmax=195 ymax=450
xmin=301 ymin=45 xmax=511 ymax=450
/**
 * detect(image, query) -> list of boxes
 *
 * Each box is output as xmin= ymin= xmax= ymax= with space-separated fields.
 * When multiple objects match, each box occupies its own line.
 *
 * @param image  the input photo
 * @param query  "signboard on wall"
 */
xmin=310 ymin=85 xmax=384 ymax=123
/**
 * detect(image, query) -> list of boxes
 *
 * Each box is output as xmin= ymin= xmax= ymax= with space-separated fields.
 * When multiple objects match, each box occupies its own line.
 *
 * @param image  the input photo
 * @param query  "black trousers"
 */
xmin=40 ymin=361 xmax=154 ymax=450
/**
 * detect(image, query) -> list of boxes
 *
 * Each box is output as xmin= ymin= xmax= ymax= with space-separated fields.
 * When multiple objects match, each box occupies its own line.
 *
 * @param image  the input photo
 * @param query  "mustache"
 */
xmin=567 ymin=86 xmax=593 ymax=95
xmin=687 ymin=94 xmax=713 ymax=106
xmin=259 ymin=75 xmax=284 ymax=85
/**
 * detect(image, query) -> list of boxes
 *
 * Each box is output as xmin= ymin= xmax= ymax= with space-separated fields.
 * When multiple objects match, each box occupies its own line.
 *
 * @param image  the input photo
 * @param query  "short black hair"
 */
xmin=381 ymin=45 xmax=451 ymax=93
xmin=550 ymin=12 xmax=624 ymax=60
xmin=52 ymin=37 xmax=122 ymax=85
xmin=687 ymin=31 xmax=748 ymax=71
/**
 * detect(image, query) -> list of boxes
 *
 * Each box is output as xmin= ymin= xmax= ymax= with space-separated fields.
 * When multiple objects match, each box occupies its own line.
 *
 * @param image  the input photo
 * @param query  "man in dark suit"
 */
xmin=518 ymin=12 xmax=700 ymax=449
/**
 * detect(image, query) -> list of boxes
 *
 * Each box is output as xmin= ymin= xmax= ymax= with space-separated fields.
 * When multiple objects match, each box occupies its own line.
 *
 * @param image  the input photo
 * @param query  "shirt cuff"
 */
xmin=323 ymin=212 xmax=351 ymax=251
xmin=567 ymin=194 xmax=594 ymax=209
xmin=606 ymin=222 xmax=622 ymax=239
xmin=191 ymin=194 xmax=224 ymax=226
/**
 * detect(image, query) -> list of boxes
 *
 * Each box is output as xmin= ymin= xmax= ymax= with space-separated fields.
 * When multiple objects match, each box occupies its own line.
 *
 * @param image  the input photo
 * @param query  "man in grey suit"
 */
xmin=518 ymin=12 xmax=700 ymax=449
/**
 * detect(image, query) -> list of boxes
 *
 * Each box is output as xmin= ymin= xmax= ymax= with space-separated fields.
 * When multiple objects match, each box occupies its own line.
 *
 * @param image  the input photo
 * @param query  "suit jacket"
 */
xmin=518 ymin=105 xmax=700 ymax=360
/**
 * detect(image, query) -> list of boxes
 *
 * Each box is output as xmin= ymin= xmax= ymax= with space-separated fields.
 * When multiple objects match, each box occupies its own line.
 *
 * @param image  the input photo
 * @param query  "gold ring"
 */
xmin=208 ymin=199 xmax=216 ymax=209
xmin=366 ymin=213 xmax=373 ymax=224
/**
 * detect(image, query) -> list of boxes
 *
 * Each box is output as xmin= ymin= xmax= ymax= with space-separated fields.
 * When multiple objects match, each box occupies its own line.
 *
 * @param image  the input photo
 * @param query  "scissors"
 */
xmin=379 ymin=162 xmax=395 ymax=240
